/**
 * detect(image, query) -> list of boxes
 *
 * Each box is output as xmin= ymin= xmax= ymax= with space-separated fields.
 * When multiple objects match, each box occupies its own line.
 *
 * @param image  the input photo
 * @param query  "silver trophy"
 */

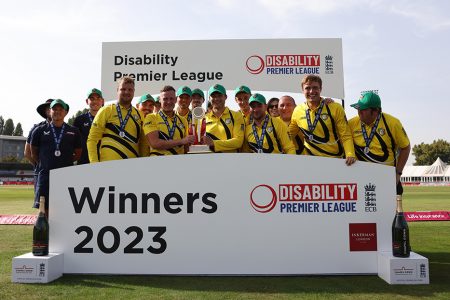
xmin=188 ymin=107 xmax=211 ymax=153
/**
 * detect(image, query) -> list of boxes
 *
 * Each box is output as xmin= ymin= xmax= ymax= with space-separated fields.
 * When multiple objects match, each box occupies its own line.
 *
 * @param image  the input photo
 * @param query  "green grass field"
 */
xmin=1 ymin=186 xmax=449 ymax=300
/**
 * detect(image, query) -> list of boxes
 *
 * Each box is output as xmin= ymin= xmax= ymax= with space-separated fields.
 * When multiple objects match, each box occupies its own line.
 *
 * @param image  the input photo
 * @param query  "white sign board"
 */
xmin=101 ymin=39 xmax=344 ymax=100
xmin=50 ymin=154 xmax=395 ymax=275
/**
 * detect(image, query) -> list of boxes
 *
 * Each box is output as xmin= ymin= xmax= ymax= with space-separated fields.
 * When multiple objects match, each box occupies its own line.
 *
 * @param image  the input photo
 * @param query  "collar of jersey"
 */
xmin=207 ymin=106 xmax=230 ymax=119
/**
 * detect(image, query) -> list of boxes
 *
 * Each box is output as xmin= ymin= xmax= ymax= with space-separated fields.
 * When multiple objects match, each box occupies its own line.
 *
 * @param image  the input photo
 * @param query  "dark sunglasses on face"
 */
xmin=268 ymin=104 xmax=278 ymax=109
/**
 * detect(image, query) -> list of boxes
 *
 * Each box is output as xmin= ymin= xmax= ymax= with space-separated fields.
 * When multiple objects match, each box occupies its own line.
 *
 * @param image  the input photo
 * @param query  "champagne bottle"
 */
xmin=32 ymin=196 xmax=49 ymax=256
xmin=392 ymin=195 xmax=410 ymax=257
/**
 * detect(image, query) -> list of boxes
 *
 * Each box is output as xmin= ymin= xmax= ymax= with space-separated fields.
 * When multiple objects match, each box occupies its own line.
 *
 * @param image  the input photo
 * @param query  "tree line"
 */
xmin=0 ymin=116 xmax=23 ymax=136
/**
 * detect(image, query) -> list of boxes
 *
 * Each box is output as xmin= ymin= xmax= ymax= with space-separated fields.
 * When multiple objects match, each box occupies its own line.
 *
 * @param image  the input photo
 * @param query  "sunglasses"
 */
xmin=268 ymin=104 xmax=278 ymax=109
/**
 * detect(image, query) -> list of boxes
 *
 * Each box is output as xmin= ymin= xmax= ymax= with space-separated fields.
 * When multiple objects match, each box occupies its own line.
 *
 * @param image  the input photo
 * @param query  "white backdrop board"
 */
xmin=101 ymin=39 xmax=344 ymax=100
xmin=50 ymin=154 xmax=395 ymax=275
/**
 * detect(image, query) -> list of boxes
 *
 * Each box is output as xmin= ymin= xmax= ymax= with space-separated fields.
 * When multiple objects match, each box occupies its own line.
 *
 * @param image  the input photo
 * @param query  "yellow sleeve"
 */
xmin=213 ymin=111 xmax=245 ymax=152
xmin=333 ymin=104 xmax=355 ymax=158
xmin=87 ymin=106 xmax=109 ymax=163
xmin=289 ymin=106 xmax=301 ymax=139
xmin=278 ymin=120 xmax=296 ymax=154
xmin=143 ymin=113 xmax=158 ymax=136
xmin=391 ymin=116 xmax=410 ymax=149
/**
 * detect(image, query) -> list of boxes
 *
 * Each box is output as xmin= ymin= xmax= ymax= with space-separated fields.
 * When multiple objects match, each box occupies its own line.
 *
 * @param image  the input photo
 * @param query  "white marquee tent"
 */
xmin=402 ymin=157 xmax=450 ymax=185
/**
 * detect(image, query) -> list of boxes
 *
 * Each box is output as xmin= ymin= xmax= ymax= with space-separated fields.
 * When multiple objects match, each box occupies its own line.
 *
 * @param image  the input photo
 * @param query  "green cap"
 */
xmin=208 ymin=84 xmax=226 ymax=95
xmin=138 ymin=94 xmax=155 ymax=104
xmin=154 ymin=96 xmax=160 ymax=103
xmin=87 ymin=88 xmax=102 ymax=98
xmin=50 ymin=99 xmax=70 ymax=112
xmin=192 ymin=88 xmax=205 ymax=98
xmin=176 ymin=86 xmax=192 ymax=97
xmin=350 ymin=92 xmax=381 ymax=110
xmin=234 ymin=85 xmax=251 ymax=96
xmin=249 ymin=93 xmax=266 ymax=105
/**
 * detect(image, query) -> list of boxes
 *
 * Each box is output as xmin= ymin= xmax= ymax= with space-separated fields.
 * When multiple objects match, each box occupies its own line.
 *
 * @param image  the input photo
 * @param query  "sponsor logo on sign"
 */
xmin=349 ymin=223 xmax=377 ymax=251
xmin=250 ymin=183 xmax=358 ymax=213
xmin=14 ymin=265 xmax=34 ymax=274
xmin=246 ymin=54 xmax=321 ymax=75
xmin=394 ymin=266 xmax=415 ymax=276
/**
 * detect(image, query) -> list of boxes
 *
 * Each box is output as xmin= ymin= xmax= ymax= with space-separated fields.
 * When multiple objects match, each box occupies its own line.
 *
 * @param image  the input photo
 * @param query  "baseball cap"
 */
xmin=36 ymin=99 xmax=53 ymax=119
xmin=350 ymin=92 xmax=381 ymax=110
xmin=208 ymin=84 xmax=226 ymax=95
xmin=50 ymin=99 xmax=70 ymax=112
xmin=192 ymin=88 xmax=205 ymax=99
xmin=138 ymin=94 xmax=155 ymax=104
xmin=176 ymin=86 xmax=192 ymax=97
xmin=87 ymin=88 xmax=103 ymax=98
xmin=234 ymin=85 xmax=251 ymax=97
xmin=154 ymin=96 xmax=160 ymax=103
xmin=249 ymin=93 xmax=266 ymax=105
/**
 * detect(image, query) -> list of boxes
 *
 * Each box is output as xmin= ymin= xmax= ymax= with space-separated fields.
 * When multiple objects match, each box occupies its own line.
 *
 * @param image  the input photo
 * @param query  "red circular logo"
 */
xmin=250 ymin=184 xmax=277 ymax=213
xmin=246 ymin=55 xmax=265 ymax=74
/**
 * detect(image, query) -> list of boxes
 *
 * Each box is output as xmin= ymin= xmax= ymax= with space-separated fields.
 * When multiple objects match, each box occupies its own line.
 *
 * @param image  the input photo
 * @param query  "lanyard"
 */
xmin=187 ymin=111 xmax=192 ymax=125
xmin=159 ymin=111 xmax=178 ymax=139
xmin=116 ymin=104 xmax=132 ymax=136
xmin=50 ymin=123 xmax=65 ymax=156
xmin=305 ymin=100 xmax=325 ymax=141
xmin=361 ymin=113 xmax=382 ymax=154
xmin=250 ymin=114 xmax=269 ymax=153
xmin=87 ymin=112 xmax=94 ymax=124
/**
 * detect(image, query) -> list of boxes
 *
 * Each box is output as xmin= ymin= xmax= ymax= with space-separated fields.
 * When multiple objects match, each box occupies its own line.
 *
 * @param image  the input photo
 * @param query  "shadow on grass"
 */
xmin=51 ymin=251 xmax=450 ymax=297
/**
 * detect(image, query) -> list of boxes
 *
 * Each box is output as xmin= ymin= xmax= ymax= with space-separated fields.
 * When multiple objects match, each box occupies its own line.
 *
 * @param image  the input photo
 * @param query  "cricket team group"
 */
xmin=24 ymin=75 xmax=410 ymax=216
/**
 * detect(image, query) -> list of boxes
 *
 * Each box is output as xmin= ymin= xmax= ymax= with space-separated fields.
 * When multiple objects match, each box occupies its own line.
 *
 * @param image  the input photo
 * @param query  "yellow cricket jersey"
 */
xmin=205 ymin=107 xmax=244 ymax=152
xmin=280 ymin=117 xmax=305 ymax=155
xmin=289 ymin=99 xmax=355 ymax=158
xmin=348 ymin=112 xmax=410 ymax=166
xmin=176 ymin=110 xmax=193 ymax=128
xmin=87 ymin=103 xmax=147 ymax=162
xmin=243 ymin=114 xmax=295 ymax=154
xmin=143 ymin=111 xmax=189 ymax=155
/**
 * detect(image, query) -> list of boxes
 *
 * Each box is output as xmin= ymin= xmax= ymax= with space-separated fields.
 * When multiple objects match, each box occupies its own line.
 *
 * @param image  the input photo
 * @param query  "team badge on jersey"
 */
xmin=267 ymin=127 xmax=273 ymax=133
xmin=321 ymin=114 xmax=328 ymax=120
xmin=378 ymin=128 xmax=385 ymax=136
xmin=179 ymin=123 xmax=185 ymax=130
xmin=225 ymin=118 xmax=232 ymax=124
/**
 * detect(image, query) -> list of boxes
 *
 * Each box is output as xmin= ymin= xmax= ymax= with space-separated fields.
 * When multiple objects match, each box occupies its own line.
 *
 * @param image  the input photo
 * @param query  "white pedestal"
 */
xmin=12 ymin=252 xmax=63 ymax=283
xmin=378 ymin=251 xmax=429 ymax=284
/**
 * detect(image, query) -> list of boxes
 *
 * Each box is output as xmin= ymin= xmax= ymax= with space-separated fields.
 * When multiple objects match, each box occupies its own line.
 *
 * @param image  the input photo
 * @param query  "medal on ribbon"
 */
xmin=116 ymin=104 xmax=132 ymax=138
xmin=305 ymin=100 xmax=325 ymax=142
xmin=50 ymin=123 xmax=65 ymax=157
xmin=361 ymin=113 xmax=382 ymax=155
xmin=250 ymin=114 xmax=269 ymax=153
xmin=159 ymin=111 xmax=178 ymax=139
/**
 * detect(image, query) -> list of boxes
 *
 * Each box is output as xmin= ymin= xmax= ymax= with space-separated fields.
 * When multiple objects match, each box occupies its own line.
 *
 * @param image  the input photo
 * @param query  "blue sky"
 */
xmin=1 ymin=0 xmax=449 ymax=164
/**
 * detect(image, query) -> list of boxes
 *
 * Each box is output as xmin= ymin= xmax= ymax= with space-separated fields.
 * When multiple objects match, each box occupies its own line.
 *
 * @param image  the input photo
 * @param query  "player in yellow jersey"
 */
xmin=153 ymin=96 xmax=161 ymax=113
xmin=87 ymin=76 xmax=147 ymax=162
xmin=289 ymin=75 xmax=356 ymax=166
xmin=175 ymin=86 xmax=193 ymax=126
xmin=279 ymin=95 xmax=305 ymax=155
xmin=234 ymin=85 xmax=252 ymax=124
xmin=349 ymin=91 xmax=410 ymax=194
xmin=202 ymin=84 xmax=244 ymax=152
xmin=243 ymin=93 xmax=295 ymax=154
xmin=191 ymin=88 xmax=205 ymax=109
xmin=136 ymin=94 xmax=155 ymax=117
xmin=144 ymin=85 xmax=194 ymax=155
